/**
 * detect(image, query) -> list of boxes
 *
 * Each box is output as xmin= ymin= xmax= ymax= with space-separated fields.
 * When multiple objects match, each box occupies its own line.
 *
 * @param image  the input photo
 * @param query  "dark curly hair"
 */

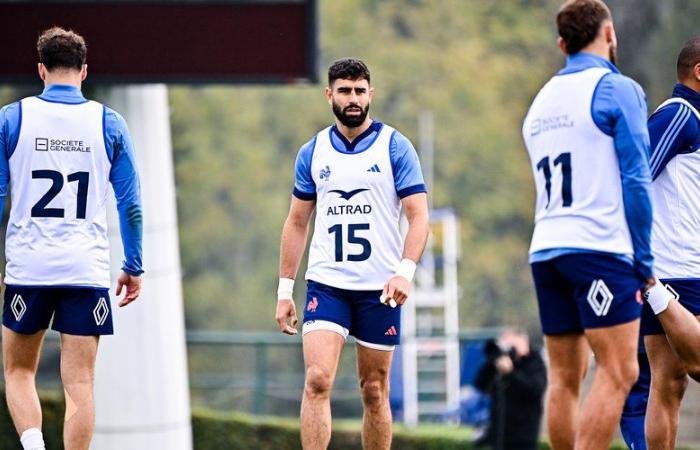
xmin=37 ymin=27 xmax=87 ymax=71
xmin=556 ymin=0 xmax=612 ymax=55
xmin=328 ymin=58 xmax=370 ymax=86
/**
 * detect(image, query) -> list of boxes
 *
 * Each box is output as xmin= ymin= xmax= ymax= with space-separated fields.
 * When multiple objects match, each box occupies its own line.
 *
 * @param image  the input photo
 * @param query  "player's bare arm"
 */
xmin=276 ymin=196 xmax=316 ymax=335
xmin=382 ymin=192 xmax=429 ymax=306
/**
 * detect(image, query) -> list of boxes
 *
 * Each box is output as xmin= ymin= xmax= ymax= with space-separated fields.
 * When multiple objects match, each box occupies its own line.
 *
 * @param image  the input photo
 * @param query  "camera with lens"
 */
xmin=483 ymin=338 xmax=517 ymax=361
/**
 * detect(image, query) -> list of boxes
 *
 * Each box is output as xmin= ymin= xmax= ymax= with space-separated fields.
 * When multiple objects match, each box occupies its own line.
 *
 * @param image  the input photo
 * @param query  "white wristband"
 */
xmin=277 ymin=277 xmax=295 ymax=301
xmin=644 ymin=279 xmax=678 ymax=315
xmin=395 ymin=258 xmax=417 ymax=283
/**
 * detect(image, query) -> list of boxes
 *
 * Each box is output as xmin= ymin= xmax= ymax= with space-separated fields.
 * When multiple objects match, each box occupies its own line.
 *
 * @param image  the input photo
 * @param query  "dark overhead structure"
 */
xmin=0 ymin=0 xmax=318 ymax=84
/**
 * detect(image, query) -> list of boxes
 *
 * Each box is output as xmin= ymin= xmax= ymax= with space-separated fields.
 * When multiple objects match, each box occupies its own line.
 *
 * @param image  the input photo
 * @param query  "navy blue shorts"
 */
xmin=3 ymin=285 xmax=113 ymax=336
xmin=641 ymin=279 xmax=700 ymax=336
xmin=531 ymin=254 xmax=643 ymax=335
xmin=303 ymin=280 xmax=400 ymax=346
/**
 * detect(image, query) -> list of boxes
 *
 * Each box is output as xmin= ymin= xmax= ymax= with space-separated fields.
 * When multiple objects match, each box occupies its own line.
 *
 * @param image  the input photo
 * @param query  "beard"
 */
xmin=609 ymin=44 xmax=617 ymax=66
xmin=332 ymin=101 xmax=370 ymax=128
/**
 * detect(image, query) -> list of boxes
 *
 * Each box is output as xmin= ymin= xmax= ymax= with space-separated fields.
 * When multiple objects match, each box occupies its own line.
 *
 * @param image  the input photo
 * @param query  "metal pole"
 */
xmin=92 ymin=85 xmax=192 ymax=450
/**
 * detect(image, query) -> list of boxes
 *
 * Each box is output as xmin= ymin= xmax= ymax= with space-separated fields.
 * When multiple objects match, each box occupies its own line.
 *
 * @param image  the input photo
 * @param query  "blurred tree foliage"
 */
xmin=1 ymin=0 xmax=698 ymax=333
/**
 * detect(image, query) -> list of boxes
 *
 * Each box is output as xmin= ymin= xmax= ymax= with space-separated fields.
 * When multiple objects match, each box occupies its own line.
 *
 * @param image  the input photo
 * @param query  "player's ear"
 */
xmin=325 ymin=86 xmax=333 ymax=105
xmin=368 ymin=86 xmax=374 ymax=103
xmin=602 ymin=21 xmax=616 ymax=46
xmin=81 ymin=64 xmax=88 ymax=81
xmin=693 ymin=63 xmax=700 ymax=82
xmin=37 ymin=63 xmax=46 ymax=81
xmin=557 ymin=37 xmax=567 ymax=56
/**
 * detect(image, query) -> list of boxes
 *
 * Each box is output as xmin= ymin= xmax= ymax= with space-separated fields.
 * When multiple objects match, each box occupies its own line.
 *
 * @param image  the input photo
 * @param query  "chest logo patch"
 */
xmin=329 ymin=188 xmax=369 ymax=200
xmin=319 ymin=165 xmax=331 ymax=181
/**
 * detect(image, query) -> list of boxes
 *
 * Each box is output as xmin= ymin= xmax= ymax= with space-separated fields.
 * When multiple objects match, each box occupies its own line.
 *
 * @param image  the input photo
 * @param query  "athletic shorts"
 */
xmin=531 ymin=253 xmax=643 ymax=335
xmin=641 ymin=279 xmax=700 ymax=336
xmin=302 ymin=280 xmax=400 ymax=348
xmin=3 ymin=285 xmax=113 ymax=336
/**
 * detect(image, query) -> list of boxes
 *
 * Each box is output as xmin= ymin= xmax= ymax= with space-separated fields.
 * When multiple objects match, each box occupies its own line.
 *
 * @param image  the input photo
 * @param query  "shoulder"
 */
xmin=388 ymin=128 xmax=416 ymax=155
xmin=0 ymin=101 xmax=21 ymax=124
xmin=297 ymin=134 xmax=317 ymax=155
xmin=650 ymin=101 xmax=699 ymax=137
xmin=597 ymin=73 xmax=646 ymax=109
xmin=102 ymin=105 xmax=129 ymax=133
xmin=295 ymin=134 xmax=318 ymax=166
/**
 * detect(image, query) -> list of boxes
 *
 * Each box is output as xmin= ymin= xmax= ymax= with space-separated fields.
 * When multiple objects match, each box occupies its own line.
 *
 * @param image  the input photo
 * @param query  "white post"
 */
xmin=92 ymin=85 xmax=192 ymax=450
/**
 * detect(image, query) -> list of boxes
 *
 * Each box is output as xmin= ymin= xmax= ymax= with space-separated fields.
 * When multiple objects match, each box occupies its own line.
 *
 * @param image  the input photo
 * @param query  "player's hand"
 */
xmin=275 ymin=298 xmax=298 ymax=335
xmin=116 ymin=271 xmax=142 ymax=307
xmin=382 ymin=275 xmax=410 ymax=307
xmin=495 ymin=355 xmax=514 ymax=375
xmin=642 ymin=276 xmax=657 ymax=294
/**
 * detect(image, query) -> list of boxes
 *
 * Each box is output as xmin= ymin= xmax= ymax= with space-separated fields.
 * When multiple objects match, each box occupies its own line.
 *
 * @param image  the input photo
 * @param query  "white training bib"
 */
xmin=523 ymin=67 xmax=633 ymax=256
xmin=5 ymin=96 xmax=112 ymax=287
xmin=305 ymin=125 xmax=402 ymax=290
xmin=651 ymin=98 xmax=700 ymax=278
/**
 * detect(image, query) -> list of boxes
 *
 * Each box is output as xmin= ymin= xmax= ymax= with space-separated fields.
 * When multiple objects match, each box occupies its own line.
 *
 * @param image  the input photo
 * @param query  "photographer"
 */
xmin=474 ymin=328 xmax=547 ymax=450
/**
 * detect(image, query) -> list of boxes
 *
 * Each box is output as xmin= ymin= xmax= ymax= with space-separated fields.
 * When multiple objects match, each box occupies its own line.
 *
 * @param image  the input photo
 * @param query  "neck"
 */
xmin=43 ymin=72 xmax=82 ymax=90
xmin=579 ymin=41 xmax=610 ymax=61
xmin=336 ymin=118 xmax=372 ymax=142
xmin=681 ymin=79 xmax=700 ymax=96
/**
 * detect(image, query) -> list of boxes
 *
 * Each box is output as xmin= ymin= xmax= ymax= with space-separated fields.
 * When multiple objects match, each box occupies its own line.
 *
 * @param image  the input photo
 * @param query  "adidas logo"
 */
xmin=384 ymin=326 xmax=397 ymax=336
xmin=367 ymin=164 xmax=381 ymax=173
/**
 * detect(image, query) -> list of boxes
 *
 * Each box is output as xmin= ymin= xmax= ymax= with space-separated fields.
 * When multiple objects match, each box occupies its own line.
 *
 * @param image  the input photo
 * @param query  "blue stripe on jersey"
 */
xmin=648 ymin=86 xmax=700 ymax=180
xmin=329 ymin=121 xmax=383 ymax=154
xmin=397 ymin=184 xmax=427 ymax=199
xmin=650 ymin=106 xmax=691 ymax=176
xmin=293 ymin=187 xmax=317 ymax=201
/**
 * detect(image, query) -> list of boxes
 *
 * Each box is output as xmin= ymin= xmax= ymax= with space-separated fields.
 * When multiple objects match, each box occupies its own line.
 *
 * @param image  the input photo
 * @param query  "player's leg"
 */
xmin=2 ymin=327 xmax=45 ymax=437
xmin=351 ymin=287 xmax=400 ymax=450
xmin=356 ymin=345 xmax=393 ymax=450
xmin=60 ymin=333 xmax=99 ymax=450
xmin=531 ymin=259 xmax=588 ymax=450
xmin=653 ymin=301 xmax=700 ymax=380
xmin=300 ymin=280 xmax=352 ymax=450
xmin=544 ymin=333 xmax=589 ymax=450
xmin=576 ymin=321 xmax=639 ymax=450
xmin=644 ymin=334 xmax=687 ymax=450
xmin=646 ymin=279 xmax=700 ymax=381
xmin=2 ymin=286 xmax=56 ymax=450
xmin=51 ymin=288 xmax=112 ymax=450
xmin=301 ymin=329 xmax=345 ymax=450
xmin=559 ymin=254 xmax=642 ymax=450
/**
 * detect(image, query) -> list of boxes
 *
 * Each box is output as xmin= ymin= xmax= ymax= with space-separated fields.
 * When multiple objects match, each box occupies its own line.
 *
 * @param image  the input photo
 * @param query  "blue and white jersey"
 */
xmin=294 ymin=121 xmax=426 ymax=290
xmin=649 ymin=84 xmax=700 ymax=279
xmin=523 ymin=52 xmax=653 ymax=279
xmin=0 ymin=85 xmax=143 ymax=287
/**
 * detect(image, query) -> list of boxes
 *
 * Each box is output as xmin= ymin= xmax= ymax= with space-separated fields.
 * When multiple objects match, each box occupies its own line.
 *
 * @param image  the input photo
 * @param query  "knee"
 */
xmin=360 ymin=378 xmax=388 ymax=410
xmin=3 ymin=363 xmax=35 ymax=382
xmin=665 ymin=372 xmax=689 ymax=397
xmin=304 ymin=366 xmax=333 ymax=400
xmin=549 ymin=367 xmax=585 ymax=395
xmin=604 ymin=359 xmax=639 ymax=391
